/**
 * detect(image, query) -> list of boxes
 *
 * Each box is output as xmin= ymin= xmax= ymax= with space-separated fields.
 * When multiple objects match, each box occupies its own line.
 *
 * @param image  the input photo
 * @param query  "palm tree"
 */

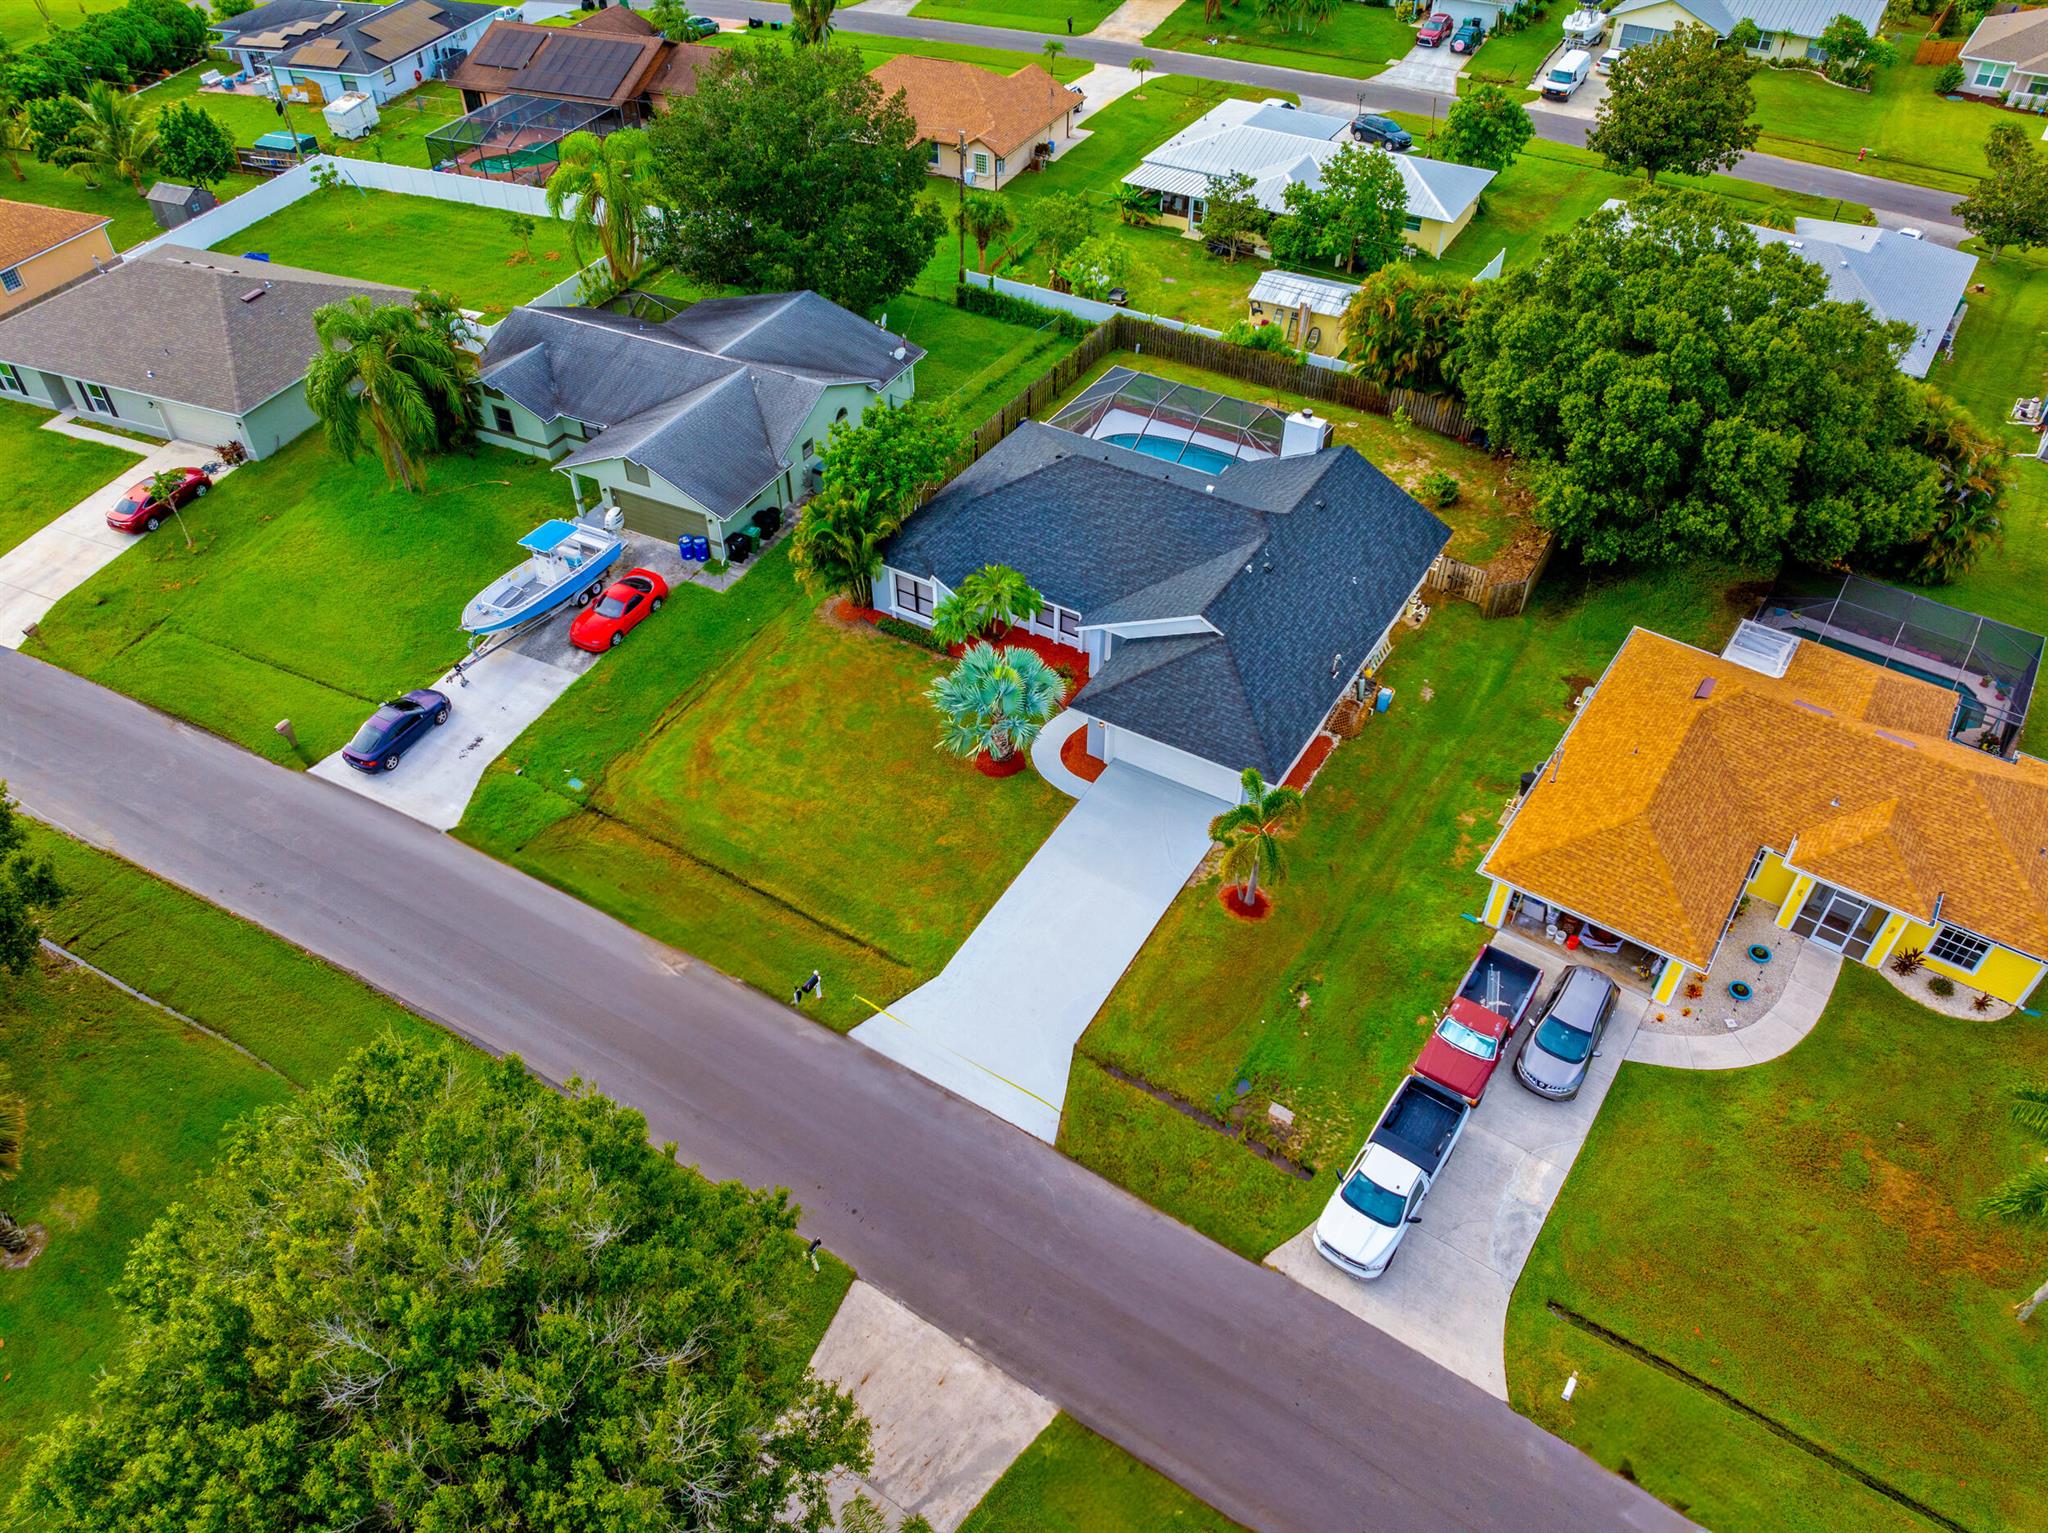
xmin=790 ymin=0 xmax=837 ymax=45
xmin=304 ymin=295 xmax=473 ymax=493
xmin=790 ymin=485 xmax=902 ymax=607
xmin=1982 ymin=1081 xmax=2048 ymax=1322
xmin=1129 ymin=56 xmax=1152 ymax=98
xmin=544 ymin=128 xmax=657 ymax=288
xmin=930 ymin=563 xmax=1043 ymax=647
xmin=1898 ymin=389 xmax=2006 ymax=584
xmin=953 ymin=192 xmax=1015 ymax=274
xmin=1209 ymin=768 xmax=1304 ymax=910
xmin=1203 ymin=0 xmax=1223 ymax=20
xmin=929 ymin=642 xmax=1065 ymax=765
xmin=61 ymin=81 xmax=158 ymax=195
xmin=0 ymin=112 xmax=28 ymax=181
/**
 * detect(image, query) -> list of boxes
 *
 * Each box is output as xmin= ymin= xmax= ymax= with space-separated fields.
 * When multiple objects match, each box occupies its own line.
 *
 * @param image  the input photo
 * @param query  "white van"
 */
xmin=1541 ymin=48 xmax=1592 ymax=100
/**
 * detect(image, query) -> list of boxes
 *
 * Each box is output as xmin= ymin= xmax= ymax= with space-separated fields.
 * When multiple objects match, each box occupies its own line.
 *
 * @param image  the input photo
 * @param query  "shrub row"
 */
xmin=1 ymin=0 xmax=209 ymax=105
xmin=954 ymin=282 xmax=1097 ymax=341
xmin=876 ymin=615 xmax=945 ymax=650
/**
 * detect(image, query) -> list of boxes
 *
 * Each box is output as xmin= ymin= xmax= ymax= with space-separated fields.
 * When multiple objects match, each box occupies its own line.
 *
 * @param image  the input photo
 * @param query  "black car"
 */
xmin=1513 ymin=965 xmax=1617 ymax=1100
xmin=1351 ymin=114 xmax=1413 ymax=152
xmin=341 ymin=689 xmax=450 ymax=773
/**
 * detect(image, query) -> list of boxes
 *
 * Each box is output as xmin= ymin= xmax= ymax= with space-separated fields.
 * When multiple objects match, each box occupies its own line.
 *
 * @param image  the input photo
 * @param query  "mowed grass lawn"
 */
xmin=0 ymin=400 xmax=143 ymax=559
xmin=212 ymin=187 xmax=579 ymax=315
xmin=1507 ymin=965 xmax=2048 ymax=1533
xmin=24 ymin=435 xmax=566 ymax=766
xmin=459 ymin=546 xmax=1072 ymax=1027
xmin=907 ymin=0 xmax=1119 ymax=35
xmin=1059 ymin=558 xmax=1758 ymax=1260
xmin=887 ymin=291 xmax=1082 ymax=427
xmin=1143 ymin=0 xmax=1414 ymax=77
xmin=1458 ymin=2 xmax=1562 ymax=93
xmin=705 ymin=30 xmax=1093 ymax=81
xmin=962 ymin=1415 xmax=1245 ymax=1532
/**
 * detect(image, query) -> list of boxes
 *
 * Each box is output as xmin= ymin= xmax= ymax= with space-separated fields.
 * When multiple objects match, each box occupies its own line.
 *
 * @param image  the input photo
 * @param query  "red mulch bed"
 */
xmin=1283 ymin=733 xmax=1337 ymax=793
xmin=1059 ymin=727 xmax=1107 ymax=784
xmin=1218 ymin=885 xmax=1273 ymax=921
xmin=975 ymin=749 xmax=1029 ymax=777
xmin=838 ymin=601 xmax=1090 ymax=702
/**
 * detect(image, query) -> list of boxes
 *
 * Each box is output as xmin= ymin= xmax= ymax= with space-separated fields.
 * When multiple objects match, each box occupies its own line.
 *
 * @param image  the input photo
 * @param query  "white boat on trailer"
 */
xmin=462 ymin=517 xmax=623 ymax=638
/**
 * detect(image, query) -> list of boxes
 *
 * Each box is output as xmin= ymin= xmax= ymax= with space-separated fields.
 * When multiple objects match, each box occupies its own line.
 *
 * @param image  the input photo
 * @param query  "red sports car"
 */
xmin=1416 ymin=11 xmax=1454 ymax=45
xmin=569 ymin=566 xmax=669 ymax=651
xmin=107 ymin=467 xmax=211 ymax=533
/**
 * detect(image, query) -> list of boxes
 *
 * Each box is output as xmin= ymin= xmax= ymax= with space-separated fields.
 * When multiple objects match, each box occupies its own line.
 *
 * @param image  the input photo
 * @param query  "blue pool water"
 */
xmin=1098 ymin=432 xmax=1239 ymax=476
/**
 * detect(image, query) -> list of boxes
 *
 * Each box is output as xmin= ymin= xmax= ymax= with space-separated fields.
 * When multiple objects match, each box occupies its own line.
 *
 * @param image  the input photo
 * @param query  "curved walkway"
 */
xmin=1029 ymin=707 xmax=1093 ymax=798
xmin=1627 ymin=945 xmax=1840 ymax=1071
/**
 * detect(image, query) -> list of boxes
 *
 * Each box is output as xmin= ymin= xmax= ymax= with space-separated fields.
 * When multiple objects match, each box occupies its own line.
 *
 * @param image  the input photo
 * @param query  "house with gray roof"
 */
xmin=875 ymin=395 xmax=1450 ymax=801
xmin=475 ymin=292 xmax=922 ymax=556
xmin=1605 ymin=0 xmax=1886 ymax=62
xmin=0 ymin=245 xmax=407 ymax=456
xmin=1956 ymin=6 xmax=2048 ymax=99
xmin=1124 ymin=100 xmax=1496 ymax=260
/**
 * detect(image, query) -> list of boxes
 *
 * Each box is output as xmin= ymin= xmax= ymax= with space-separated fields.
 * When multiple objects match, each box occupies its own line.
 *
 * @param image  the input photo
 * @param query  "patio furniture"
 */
xmin=2011 ymin=396 xmax=2042 ymax=426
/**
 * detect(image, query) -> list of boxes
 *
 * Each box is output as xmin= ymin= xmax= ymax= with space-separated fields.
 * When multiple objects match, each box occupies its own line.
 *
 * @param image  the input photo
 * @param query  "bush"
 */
xmin=1929 ymin=974 xmax=1956 ymax=998
xmin=1889 ymin=945 xmax=1925 ymax=975
xmin=954 ymin=281 xmax=1095 ymax=340
xmin=1935 ymin=61 xmax=1965 ymax=94
xmin=1219 ymin=318 xmax=1304 ymax=361
xmin=1420 ymin=470 xmax=1460 ymax=507
xmin=876 ymin=615 xmax=944 ymax=650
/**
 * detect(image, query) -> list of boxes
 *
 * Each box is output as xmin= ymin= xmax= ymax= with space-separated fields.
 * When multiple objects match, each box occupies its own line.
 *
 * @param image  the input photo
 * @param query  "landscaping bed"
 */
xmin=0 ymin=402 xmax=143 ymax=561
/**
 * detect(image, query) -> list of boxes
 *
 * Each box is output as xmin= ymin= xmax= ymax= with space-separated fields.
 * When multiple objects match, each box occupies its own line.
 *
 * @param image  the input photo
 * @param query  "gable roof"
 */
xmin=1482 ymin=628 xmax=2048 ymax=969
xmin=1607 ymin=0 xmax=1885 ymax=38
xmin=211 ymin=0 xmax=376 ymax=52
xmin=444 ymin=18 xmax=669 ymax=103
xmin=0 ymin=246 xmax=407 ymax=415
xmin=1753 ymin=218 xmax=1975 ymax=376
xmin=477 ymin=294 xmax=922 ymax=516
xmin=0 ymin=199 xmax=112 ymax=270
xmin=1125 ymin=99 xmax=1494 ymax=225
xmin=646 ymin=39 xmax=723 ymax=99
xmin=273 ymin=0 xmax=498 ymax=72
xmin=1961 ymin=6 xmax=2048 ymax=68
xmin=573 ymin=4 xmax=657 ymax=34
xmin=870 ymin=55 xmax=1083 ymax=159
xmin=884 ymin=419 xmax=1450 ymax=778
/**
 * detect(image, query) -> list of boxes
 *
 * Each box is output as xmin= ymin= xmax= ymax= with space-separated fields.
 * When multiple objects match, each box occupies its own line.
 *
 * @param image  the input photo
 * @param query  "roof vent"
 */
xmin=1205 ymin=484 xmax=1216 ymax=494
xmin=239 ymin=286 xmax=266 ymax=303
xmin=1721 ymin=619 xmax=1799 ymax=678
xmin=892 ymin=346 xmax=907 ymax=360
xmin=1330 ymin=652 xmax=1343 ymax=677
xmin=1693 ymin=677 xmax=1715 ymax=699
xmin=1874 ymin=728 xmax=1918 ymax=749
xmin=1791 ymin=700 xmax=1834 ymax=717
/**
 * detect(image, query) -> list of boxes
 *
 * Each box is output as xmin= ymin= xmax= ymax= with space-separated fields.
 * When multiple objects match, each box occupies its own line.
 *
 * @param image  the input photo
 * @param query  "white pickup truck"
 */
xmin=1312 ymin=1074 xmax=1470 ymax=1281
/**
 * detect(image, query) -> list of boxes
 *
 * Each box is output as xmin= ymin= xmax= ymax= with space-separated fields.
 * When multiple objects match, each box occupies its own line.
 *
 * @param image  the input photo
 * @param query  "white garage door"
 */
xmin=1617 ymin=23 xmax=1669 ymax=47
xmin=1104 ymin=726 xmax=1246 ymax=803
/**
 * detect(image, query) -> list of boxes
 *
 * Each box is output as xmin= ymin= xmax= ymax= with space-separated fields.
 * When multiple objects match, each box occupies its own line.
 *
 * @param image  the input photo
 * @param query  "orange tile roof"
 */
xmin=1481 ymin=628 xmax=2048 ymax=968
xmin=0 ymin=199 xmax=112 ymax=271
xmin=870 ymin=55 xmax=1082 ymax=161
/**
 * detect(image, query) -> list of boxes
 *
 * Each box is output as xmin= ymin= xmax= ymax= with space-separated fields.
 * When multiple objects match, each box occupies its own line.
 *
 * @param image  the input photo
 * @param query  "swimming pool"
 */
xmin=1098 ymin=432 xmax=1241 ymax=476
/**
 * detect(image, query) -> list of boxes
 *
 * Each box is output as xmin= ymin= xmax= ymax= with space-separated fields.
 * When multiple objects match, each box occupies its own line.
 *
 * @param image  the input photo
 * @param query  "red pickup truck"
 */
xmin=1415 ymin=942 xmax=1545 ymax=1105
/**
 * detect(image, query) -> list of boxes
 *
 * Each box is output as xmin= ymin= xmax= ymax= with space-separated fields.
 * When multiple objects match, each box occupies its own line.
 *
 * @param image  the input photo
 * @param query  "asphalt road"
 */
xmin=0 ymin=650 xmax=1693 ymax=1532
xmin=703 ymin=0 xmax=1965 ymax=230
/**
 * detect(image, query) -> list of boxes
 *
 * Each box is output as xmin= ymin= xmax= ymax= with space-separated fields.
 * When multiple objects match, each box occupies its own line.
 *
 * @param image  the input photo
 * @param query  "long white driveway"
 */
xmin=853 ymin=761 xmax=1226 ymax=1141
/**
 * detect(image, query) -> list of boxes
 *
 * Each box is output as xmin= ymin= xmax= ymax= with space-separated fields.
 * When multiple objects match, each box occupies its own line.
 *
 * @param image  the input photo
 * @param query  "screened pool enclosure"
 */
xmin=426 ymin=94 xmax=620 ymax=185
xmin=1047 ymin=366 xmax=1284 ymax=474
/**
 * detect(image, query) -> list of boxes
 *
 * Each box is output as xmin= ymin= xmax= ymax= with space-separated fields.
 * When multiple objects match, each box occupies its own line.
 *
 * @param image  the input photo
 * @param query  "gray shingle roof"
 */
xmin=1961 ymin=8 xmax=2048 ymax=68
xmin=885 ymin=419 xmax=1451 ymax=777
xmin=1754 ymin=218 xmax=1976 ymax=377
xmin=272 ymin=0 xmax=499 ymax=74
xmin=478 ymin=295 xmax=921 ymax=517
xmin=0 ymin=245 xmax=408 ymax=415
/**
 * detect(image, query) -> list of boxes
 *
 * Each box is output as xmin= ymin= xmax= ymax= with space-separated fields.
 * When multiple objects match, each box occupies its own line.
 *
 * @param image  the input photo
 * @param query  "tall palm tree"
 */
xmin=930 ymin=563 xmax=1043 ymax=647
xmin=790 ymin=0 xmax=837 ymax=45
xmin=1982 ymin=1081 xmax=2048 ymax=1322
xmin=1209 ymin=768 xmax=1304 ymax=909
xmin=1129 ymin=56 xmax=1152 ymax=98
xmin=928 ymin=642 xmax=1065 ymax=764
xmin=61 ymin=80 xmax=158 ymax=194
xmin=953 ymin=192 xmax=1015 ymax=274
xmin=544 ymin=128 xmax=657 ymax=288
xmin=1899 ymin=389 xmax=2006 ymax=584
xmin=304 ymin=295 xmax=473 ymax=493
xmin=790 ymin=485 xmax=901 ymax=607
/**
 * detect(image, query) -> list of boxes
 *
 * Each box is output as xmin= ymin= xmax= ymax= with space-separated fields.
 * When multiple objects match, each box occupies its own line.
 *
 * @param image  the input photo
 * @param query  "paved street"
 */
xmin=0 ymin=649 xmax=1694 ymax=1533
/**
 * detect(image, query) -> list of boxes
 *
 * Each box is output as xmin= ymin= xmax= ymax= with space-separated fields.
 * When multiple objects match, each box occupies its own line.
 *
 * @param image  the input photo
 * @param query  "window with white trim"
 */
xmin=1973 ymin=60 xmax=2011 ymax=89
xmin=973 ymin=151 xmax=989 ymax=175
xmin=0 ymin=266 xmax=20 ymax=294
xmin=1928 ymin=925 xmax=1993 ymax=972
xmin=0 ymin=363 xmax=20 ymax=392
xmin=894 ymin=572 xmax=935 ymax=618
xmin=79 ymin=381 xmax=115 ymax=415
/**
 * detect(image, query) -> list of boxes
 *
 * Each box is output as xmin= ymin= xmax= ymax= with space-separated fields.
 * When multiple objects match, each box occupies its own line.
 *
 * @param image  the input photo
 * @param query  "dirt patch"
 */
xmin=1488 ymin=518 xmax=1551 ymax=583
xmin=1563 ymin=672 xmax=1596 ymax=708
xmin=1864 ymin=1148 xmax=2021 ymax=1282
xmin=43 ymin=1185 xmax=101 ymax=1231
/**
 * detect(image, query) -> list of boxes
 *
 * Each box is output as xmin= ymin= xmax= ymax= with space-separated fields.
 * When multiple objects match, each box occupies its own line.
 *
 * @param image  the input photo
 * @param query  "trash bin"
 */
xmin=677 ymin=534 xmax=692 ymax=563
xmin=694 ymin=535 xmax=711 ymax=561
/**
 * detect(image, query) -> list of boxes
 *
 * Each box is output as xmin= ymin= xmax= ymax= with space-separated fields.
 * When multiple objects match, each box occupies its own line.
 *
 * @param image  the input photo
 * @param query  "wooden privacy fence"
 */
xmin=1915 ymin=34 xmax=1963 ymax=65
xmin=1423 ymin=530 xmax=1556 ymax=620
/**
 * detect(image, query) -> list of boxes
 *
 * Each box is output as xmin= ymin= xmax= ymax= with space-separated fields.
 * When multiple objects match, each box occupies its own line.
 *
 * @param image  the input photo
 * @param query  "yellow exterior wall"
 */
xmin=1776 ymin=874 xmax=1816 ymax=929
xmin=926 ymin=138 xmax=1017 ymax=188
xmin=1482 ymin=879 xmax=1512 ymax=926
xmin=1890 ymin=920 xmax=2047 ymax=1006
xmin=1866 ymin=912 xmax=1911 ymax=970
xmin=1405 ymin=201 xmax=1475 ymax=259
xmin=1245 ymin=298 xmax=1346 ymax=355
xmin=1612 ymin=1 xmax=1716 ymax=39
xmin=1652 ymin=960 xmax=1687 ymax=1004
xmin=1 ymin=225 xmax=114 ymax=316
xmin=1743 ymin=851 xmax=1796 ymax=905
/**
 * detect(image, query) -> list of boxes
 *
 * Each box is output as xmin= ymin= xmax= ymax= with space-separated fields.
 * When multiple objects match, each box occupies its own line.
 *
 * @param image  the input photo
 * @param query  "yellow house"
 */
xmin=1477 ymin=622 xmax=2048 ymax=1009
xmin=0 ymin=200 xmax=113 ymax=316
xmin=1605 ymin=0 xmax=1888 ymax=62
xmin=1246 ymin=269 xmax=1359 ymax=357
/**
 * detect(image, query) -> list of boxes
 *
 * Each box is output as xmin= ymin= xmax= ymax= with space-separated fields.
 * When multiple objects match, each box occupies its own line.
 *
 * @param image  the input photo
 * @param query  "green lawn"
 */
xmin=888 ymin=290 xmax=1083 ymax=426
xmin=1059 ymin=557 xmax=1757 ymax=1259
xmin=458 ymin=547 xmax=1073 ymax=1027
xmin=705 ymin=29 xmax=1094 ymax=81
xmin=1457 ymin=5 xmax=1561 ymax=92
xmin=1142 ymin=0 xmax=1414 ymax=78
xmin=961 ymin=1415 xmax=1246 ymax=1532
xmin=210 ymin=186 xmax=580 ymax=316
xmin=1507 ymin=964 xmax=2048 ymax=1533
xmin=24 ymin=434 xmax=567 ymax=766
xmin=0 ymin=0 xmax=127 ymax=48
xmin=0 ymin=401 xmax=143 ymax=560
xmin=906 ymin=0 xmax=1120 ymax=36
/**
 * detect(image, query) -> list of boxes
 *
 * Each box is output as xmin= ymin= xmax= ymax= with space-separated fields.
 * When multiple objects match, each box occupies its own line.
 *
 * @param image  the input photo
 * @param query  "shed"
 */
xmin=145 ymin=182 xmax=219 ymax=231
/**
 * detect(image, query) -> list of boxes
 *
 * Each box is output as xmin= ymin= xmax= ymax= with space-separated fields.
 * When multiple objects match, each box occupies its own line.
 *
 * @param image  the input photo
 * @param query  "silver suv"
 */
xmin=1513 ymin=965 xmax=1616 ymax=1100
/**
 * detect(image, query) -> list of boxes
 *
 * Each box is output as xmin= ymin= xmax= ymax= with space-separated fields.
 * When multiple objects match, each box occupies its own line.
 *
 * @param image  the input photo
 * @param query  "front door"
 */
xmin=1790 ymin=883 xmax=1884 ymax=959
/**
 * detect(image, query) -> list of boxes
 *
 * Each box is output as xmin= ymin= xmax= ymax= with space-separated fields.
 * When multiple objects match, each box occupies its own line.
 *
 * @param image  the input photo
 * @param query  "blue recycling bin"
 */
xmin=692 ymin=535 xmax=711 ymax=561
xmin=677 ymin=534 xmax=691 ymax=563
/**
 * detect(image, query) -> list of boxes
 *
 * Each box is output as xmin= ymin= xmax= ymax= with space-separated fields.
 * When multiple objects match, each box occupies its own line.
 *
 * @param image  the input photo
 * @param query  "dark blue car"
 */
xmin=341 ymin=688 xmax=450 ymax=773
xmin=1351 ymin=114 xmax=1413 ymax=152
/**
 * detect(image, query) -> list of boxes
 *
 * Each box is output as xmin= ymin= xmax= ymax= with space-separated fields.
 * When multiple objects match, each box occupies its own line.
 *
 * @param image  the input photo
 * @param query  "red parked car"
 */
xmin=569 ymin=566 xmax=669 ymax=651
xmin=106 ymin=467 xmax=211 ymax=534
xmin=1413 ymin=942 xmax=1545 ymax=1105
xmin=1416 ymin=12 xmax=1455 ymax=46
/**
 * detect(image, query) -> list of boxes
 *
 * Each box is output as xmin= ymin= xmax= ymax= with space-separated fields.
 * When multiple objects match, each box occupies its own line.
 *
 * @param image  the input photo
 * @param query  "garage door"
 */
xmin=1617 ymin=23 xmax=1668 ymax=47
xmin=611 ymin=486 xmax=710 ymax=544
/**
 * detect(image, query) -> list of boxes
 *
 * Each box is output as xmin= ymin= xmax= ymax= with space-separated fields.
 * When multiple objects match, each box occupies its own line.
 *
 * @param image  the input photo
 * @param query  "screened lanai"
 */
xmin=1046 ymin=365 xmax=1285 ymax=472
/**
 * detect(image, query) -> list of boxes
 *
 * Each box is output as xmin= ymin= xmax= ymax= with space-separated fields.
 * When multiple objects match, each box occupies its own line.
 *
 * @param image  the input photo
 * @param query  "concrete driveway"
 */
xmin=1377 ymin=43 xmax=1471 ymax=94
xmin=853 ymin=761 xmax=1226 ymax=1141
xmin=0 ymin=435 xmax=225 ymax=648
xmin=1268 ymin=938 xmax=1649 ymax=1398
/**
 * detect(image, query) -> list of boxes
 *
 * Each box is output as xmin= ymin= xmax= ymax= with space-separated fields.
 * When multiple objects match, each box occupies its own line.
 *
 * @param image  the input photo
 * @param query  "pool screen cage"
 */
xmin=1753 ymin=572 xmax=2043 ymax=758
xmin=426 ymin=94 xmax=620 ymax=186
xmin=1046 ymin=365 xmax=1285 ymax=465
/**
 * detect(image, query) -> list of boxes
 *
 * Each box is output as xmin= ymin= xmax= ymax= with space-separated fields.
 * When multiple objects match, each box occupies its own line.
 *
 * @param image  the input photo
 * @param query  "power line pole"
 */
xmin=956 ymin=128 xmax=967 ymax=287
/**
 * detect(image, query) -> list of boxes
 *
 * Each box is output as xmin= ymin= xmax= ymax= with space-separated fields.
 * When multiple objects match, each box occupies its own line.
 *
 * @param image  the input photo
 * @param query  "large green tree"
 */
xmin=305 ymin=293 xmax=475 ymax=493
xmin=792 ymin=401 xmax=965 ymax=604
xmin=1340 ymin=264 xmax=1469 ymax=395
xmin=1959 ymin=121 xmax=2048 ymax=260
xmin=1447 ymin=191 xmax=1939 ymax=567
xmin=1268 ymin=143 xmax=1408 ymax=275
xmin=10 ymin=1038 xmax=869 ymax=1529
xmin=1196 ymin=169 xmax=1263 ymax=262
xmin=1029 ymin=191 xmax=1096 ymax=284
xmin=545 ymin=127 xmax=658 ymax=287
xmin=153 ymin=99 xmax=232 ymax=188
xmin=0 ymin=783 xmax=62 ymax=978
xmin=1436 ymin=82 xmax=1534 ymax=172
xmin=1885 ymin=387 xmax=2007 ymax=584
xmin=1586 ymin=25 xmax=1760 ymax=182
xmin=59 ymin=79 xmax=157 ymax=193
xmin=651 ymin=44 xmax=941 ymax=314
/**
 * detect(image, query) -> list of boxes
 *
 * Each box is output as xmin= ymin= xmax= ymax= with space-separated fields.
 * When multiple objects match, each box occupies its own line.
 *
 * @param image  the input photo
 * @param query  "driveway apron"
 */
xmin=852 ymin=761 xmax=1226 ymax=1141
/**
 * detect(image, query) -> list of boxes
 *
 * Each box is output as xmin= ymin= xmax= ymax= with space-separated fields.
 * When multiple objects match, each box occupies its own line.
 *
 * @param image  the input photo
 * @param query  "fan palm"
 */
xmin=1209 ymin=768 xmax=1305 ymax=907
xmin=954 ymin=193 xmax=1015 ymax=274
xmin=544 ymin=128 xmax=657 ymax=287
xmin=928 ymin=642 xmax=1065 ymax=763
xmin=61 ymin=81 xmax=158 ymax=194
xmin=304 ymin=295 xmax=473 ymax=493
xmin=1983 ymin=1081 xmax=2048 ymax=1321
xmin=930 ymin=564 xmax=1043 ymax=647
xmin=790 ymin=0 xmax=837 ymax=45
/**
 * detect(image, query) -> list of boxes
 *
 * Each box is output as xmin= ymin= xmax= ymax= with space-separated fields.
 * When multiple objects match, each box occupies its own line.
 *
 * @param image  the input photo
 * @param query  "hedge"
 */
xmin=954 ymin=283 xmax=1097 ymax=341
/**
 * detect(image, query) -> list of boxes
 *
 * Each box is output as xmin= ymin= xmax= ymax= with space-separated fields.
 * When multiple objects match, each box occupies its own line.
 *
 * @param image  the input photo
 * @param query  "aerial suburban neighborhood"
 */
xmin=0 ymin=0 xmax=2045 ymax=1527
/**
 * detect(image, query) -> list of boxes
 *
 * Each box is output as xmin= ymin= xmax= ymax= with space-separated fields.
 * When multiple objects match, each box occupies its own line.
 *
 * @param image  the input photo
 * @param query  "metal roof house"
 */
xmin=1124 ymin=100 xmax=1496 ymax=260
xmin=0 ymin=245 xmax=406 ymax=456
xmin=875 ymin=379 xmax=1451 ymax=802
xmin=1604 ymin=0 xmax=1886 ymax=60
xmin=1246 ymin=269 xmax=1361 ymax=358
xmin=475 ymin=292 xmax=923 ymax=558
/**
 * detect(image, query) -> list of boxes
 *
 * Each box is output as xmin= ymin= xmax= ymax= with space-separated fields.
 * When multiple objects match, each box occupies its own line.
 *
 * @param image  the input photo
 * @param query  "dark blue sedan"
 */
xmin=1351 ymin=114 xmax=1413 ymax=152
xmin=341 ymin=689 xmax=450 ymax=773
